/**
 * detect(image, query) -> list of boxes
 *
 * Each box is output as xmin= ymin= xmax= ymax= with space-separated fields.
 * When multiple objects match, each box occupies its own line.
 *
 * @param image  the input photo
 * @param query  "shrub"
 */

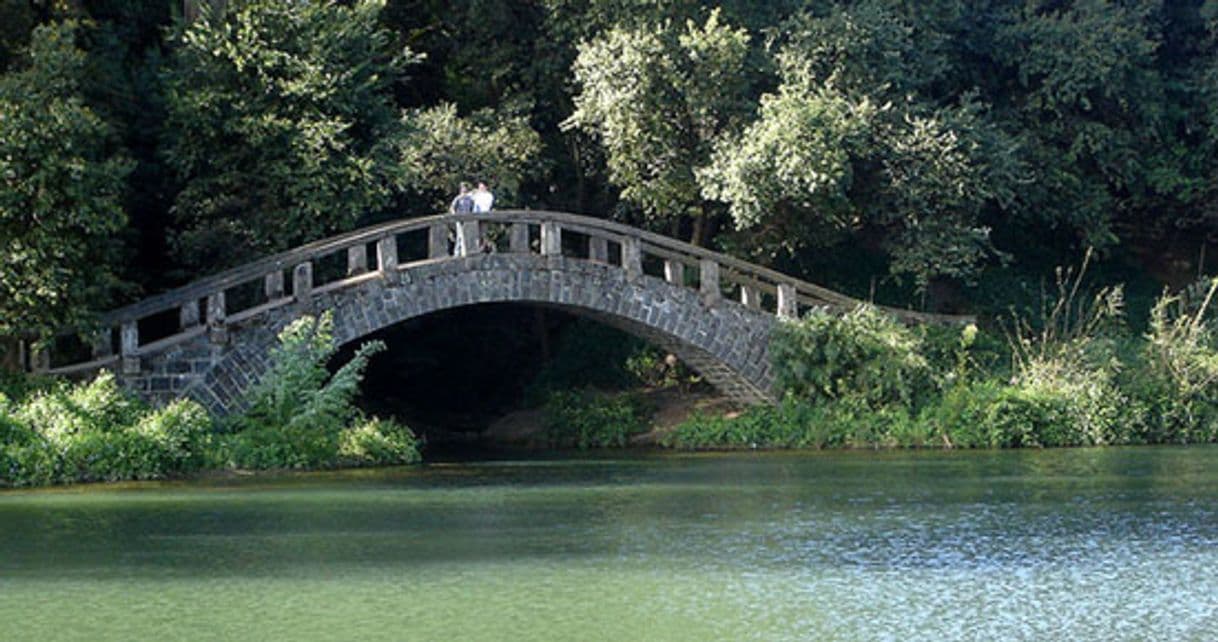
xmin=133 ymin=399 xmax=213 ymax=473
xmin=0 ymin=398 xmax=34 ymax=446
xmin=923 ymin=377 xmax=1129 ymax=449
xmin=234 ymin=312 xmax=385 ymax=436
xmin=772 ymin=305 xmax=935 ymax=409
xmin=542 ymin=389 xmax=651 ymax=449
xmin=664 ymin=397 xmax=923 ymax=450
xmin=1128 ymin=277 xmax=1218 ymax=442
xmin=0 ymin=313 xmax=424 ymax=486
xmin=338 ymin=417 xmax=421 ymax=467
xmin=2 ymin=437 xmax=58 ymax=487
xmin=223 ymin=312 xmax=420 ymax=470
xmin=0 ymin=370 xmax=54 ymax=405
xmin=218 ymin=425 xmax=341 ymax=470
xmin=15 ymin=372 xmax=147 ymax=445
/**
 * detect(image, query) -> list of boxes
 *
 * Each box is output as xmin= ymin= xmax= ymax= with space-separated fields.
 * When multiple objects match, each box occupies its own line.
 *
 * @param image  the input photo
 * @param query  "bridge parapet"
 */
xmin=22 ymin=211 xmax=970 ymax=384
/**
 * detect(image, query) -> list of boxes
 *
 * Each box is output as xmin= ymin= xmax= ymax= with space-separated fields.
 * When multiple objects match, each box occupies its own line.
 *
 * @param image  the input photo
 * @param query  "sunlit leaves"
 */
xmin=565 ymin=9 xmax=751 ymax=228
xmin=398 ymin=102 xmax=543 ymax=209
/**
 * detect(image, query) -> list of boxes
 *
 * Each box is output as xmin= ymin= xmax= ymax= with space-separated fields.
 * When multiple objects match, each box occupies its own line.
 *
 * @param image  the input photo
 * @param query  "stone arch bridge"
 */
xmin=24 ymin=211 xmax=967 ymax=415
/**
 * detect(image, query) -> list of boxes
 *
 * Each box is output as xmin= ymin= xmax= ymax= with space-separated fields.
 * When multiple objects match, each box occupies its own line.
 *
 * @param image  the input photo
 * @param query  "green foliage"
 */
xmin=1126 ymin=277 xmax=1218 ymax=442
xmin=221 ymin=312 xmax=420 ymax=470
xmin=0 ymin=370 xmax=55 ymax=405
xmin=1005 ymin=250 xmax=1127 ymax=383
xmin=235 ymin=313 xmax=384 ymax=436
xmin=399 ymin=102 xmax=543 ymax=209
xmin=15 ymin=372 xmax=147 ymax=445
xmin=524 ymin=321 xmax=653 ymax=404
xmin=542 ymin=389 xmax=650 ymax=449
xmin=0 ymin=312 xmax=421 ymax=486
xmin=133 ymin=399 xmax=213 ymax=473
xmin=0 ymin=0 xmax=35 ymax=71
xmin=700 ymin=3 xmax=1022 ymax=287
xmin=564 ymin=9 xmax=752 ymax=237
xmin=624 ymin=347 xmax=696 ymax=390
xmin=0 ymin=21 xmax=132 ymax=337
xmin=922 ymin=379 xmax=1126 ymax=449
xmin=0 ymin=372 xmax=213 ymax=487
xmin=338 ymin=416 xmax=421 ymax=467
xmin=665 ymin=397 xmax=923 ymax=450
xmin=771 ymin=305 xmax=934 ymax=408
xmin=161 ymin=0 xmax=415 ymax=270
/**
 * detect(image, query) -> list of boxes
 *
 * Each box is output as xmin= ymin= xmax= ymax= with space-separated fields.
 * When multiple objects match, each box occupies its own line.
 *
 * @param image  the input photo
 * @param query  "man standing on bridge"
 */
xmin=472 ymin=181 xmax=494 ymax=213
xmin=450 ymin=182 xmax=475 ymax=255
xmin=472 ymin=181 xmax=495 ymax=252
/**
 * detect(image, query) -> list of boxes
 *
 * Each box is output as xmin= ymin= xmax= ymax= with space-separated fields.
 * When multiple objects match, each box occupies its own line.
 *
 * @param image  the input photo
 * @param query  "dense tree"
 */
xmin=160 ymin=0 xmax=416 ymax=271
xmin=2 ymin=0 xmax=1218 ymax=341
xmin=564 ymin=9 xmax=753 ymax=244
xmin=0 ymin=22 xmax=132 ymax=338
xmin=701 ymin=3 xmax=1022 ymax=288
xmin=398 ymin=103 xmax=542 ymax=209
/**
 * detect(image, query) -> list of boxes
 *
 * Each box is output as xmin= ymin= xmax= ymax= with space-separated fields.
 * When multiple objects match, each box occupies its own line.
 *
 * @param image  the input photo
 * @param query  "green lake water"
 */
xmin=2 ymin=448 xmax=1217 ymax=641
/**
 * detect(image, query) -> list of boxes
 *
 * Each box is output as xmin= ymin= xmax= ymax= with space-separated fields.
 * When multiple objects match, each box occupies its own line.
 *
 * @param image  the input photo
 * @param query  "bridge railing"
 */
xmin=25 ymin=210 xmax=970 ymax=376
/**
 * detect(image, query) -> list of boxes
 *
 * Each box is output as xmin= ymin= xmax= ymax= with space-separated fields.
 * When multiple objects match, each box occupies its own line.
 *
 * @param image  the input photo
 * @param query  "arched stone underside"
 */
xmin=128 ymin=254 xmax=777 ymax=415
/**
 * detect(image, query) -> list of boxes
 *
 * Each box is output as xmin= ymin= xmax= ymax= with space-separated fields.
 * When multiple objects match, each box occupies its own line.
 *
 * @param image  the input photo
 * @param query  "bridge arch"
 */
xmin=28 ymin=211 xmax=967 ymax=414
xmin=183 ymin=254 xmax=775 ymax=414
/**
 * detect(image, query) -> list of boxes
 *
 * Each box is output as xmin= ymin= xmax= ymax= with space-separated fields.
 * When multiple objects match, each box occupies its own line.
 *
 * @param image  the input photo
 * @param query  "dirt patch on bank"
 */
xmin=480 ymin=387 xmax=740 ymax=448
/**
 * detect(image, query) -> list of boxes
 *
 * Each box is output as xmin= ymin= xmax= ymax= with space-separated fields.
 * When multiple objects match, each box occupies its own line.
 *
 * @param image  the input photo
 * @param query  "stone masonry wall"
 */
xmin=121 ymin=253 xmax=777 ymax=415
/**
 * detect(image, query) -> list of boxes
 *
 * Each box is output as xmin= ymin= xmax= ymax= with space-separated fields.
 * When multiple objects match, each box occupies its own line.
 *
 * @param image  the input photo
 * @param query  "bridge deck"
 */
xmin=22 ymin=210 xmax=971 ymax=377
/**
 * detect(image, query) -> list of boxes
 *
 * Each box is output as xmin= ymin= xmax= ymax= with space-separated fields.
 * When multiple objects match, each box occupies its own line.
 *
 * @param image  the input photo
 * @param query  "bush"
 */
xmin=134 ymin=400 xmax=213 ymax=473
xmin=542 ymin=389 xmax=651 ymax=449
xmin=233 ymin=313 xmax=384 ymax=436
xmin=0 ymin=370 xmax=54 ymax=405
xmin=15 ymin=372 xmax=147 ymax=445
xmin=922 ymin=377 xmax=1130 ymax=449
xmin=2 ymin=438 xmax=58 ymax=487
xmin=0 ymin=313 xmax=424 ymax=487
xmin=216 ymin=425 xmax=341 ymax=470
xmin=772 ymin=305 xmax=935 ymax=409
xmin=1126 ymin=277 xmax=1218 ymax=443
xmin=223 ymin=312 xmax=421 ymax=470
xmin=664 ymin=397 xmax=923 ymax=450
xmin=338 ymin=417 xmax=421 ymax=467
xmin=0 ymin=373 xmax=213 ymax=486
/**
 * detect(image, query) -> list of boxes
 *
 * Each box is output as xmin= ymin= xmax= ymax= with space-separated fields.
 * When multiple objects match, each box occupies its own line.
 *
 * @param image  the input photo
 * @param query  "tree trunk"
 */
xmin=690 ymin=215 xmax=706 ymax=247
xmin=571 ymin=138 xmax=586 ymax=214
xmin=690 ymin=205 xmax=722 ymax=247
xmin=183 ymin=0 xmax=227 ymax=23
xmin=0 ymin=338 xmax=22 ymax=374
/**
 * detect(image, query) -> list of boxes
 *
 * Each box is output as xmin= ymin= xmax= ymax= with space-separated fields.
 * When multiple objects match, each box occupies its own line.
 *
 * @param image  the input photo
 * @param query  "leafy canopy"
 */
xmin=564 ymin=9 xmax=751 ymax=235
xmin=0 ymin=21 xmax=131 ymax=338
xmin=161 ymin=0 xmax=415 ymax=270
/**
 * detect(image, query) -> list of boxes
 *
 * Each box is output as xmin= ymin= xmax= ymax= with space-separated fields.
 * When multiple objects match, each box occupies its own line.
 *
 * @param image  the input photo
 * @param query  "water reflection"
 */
xmin=2 ymin=448 xmax=1217 ymax=641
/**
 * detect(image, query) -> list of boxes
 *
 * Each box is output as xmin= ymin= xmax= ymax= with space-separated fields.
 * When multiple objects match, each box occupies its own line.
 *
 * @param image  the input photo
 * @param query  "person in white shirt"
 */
xmin=472 ymin=181 xmax=494 ymax=213
xmin=471 ymin=181 xmax=496 ymax=252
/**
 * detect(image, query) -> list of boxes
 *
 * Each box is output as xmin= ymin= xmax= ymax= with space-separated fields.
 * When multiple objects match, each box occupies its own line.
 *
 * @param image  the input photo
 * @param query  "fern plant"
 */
xmin=226 ymin=313 xmax=378 ymax=468
xmin=236 ymin=312 xmax=384 ymax=435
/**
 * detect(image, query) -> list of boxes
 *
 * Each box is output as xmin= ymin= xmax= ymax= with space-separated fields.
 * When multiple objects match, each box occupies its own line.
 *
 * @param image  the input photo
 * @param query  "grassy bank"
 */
xmin=6 ymin=272 xmax=1218 ymax=487
xmin=665 ymin=276 xmax=1218 ymax=450
xmin=1 ymin=314 xmax=419 ymax=488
